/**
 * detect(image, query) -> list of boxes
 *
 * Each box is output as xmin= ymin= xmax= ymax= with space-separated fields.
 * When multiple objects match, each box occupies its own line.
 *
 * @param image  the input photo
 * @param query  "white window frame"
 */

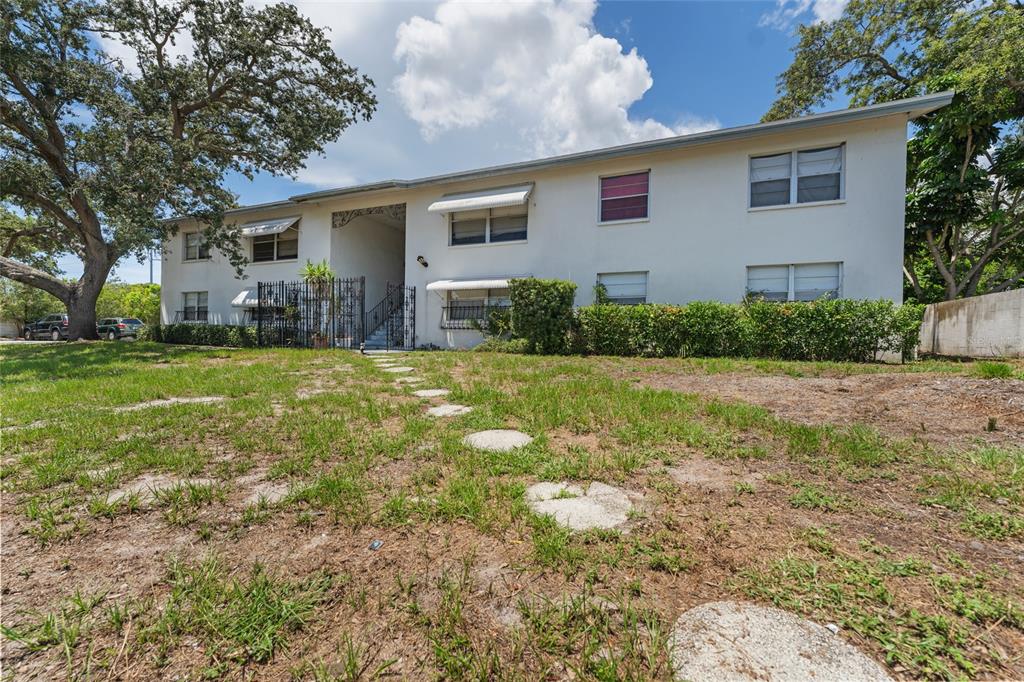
xmin=251 ymin=227 xmax=298 ymax=263
xmin=182 ymin=291 xmax=209 ymax=321
xmin=448 ymin=207 xmax=528 ymax=247
xmin=183 ymin=232 xmax=210 ymax=261
xmin=597 ymin=271 xmax=649 ymax=305
xmin=597 ymin=169 xmax=651 ymax=225
xmin=745 ymin=262 xmax=843 ymax=301
xmin=748 ymin=143 xmax=845 ymax=210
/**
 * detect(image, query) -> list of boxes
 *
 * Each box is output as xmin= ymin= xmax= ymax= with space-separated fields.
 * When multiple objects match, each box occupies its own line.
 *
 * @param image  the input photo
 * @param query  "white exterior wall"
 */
xmin=160 ymin=114 xmax=910 ymax=349
xmin=160 ymin=197 xmax=404 ymax=325
xmin=404 ymin=115 xmax=909 ymax=348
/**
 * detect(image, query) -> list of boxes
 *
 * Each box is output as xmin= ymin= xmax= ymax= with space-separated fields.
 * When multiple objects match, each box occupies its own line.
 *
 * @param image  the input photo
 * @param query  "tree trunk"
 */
xmin=65 ymin=250 xmax=114 ymax=340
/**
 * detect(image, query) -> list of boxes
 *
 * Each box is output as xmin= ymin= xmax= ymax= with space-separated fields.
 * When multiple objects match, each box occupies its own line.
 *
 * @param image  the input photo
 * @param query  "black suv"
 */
xmin=24 ymin=313 xmax=69 ymax=341
xmin=97 ymin=317 xmax=144 ymax=340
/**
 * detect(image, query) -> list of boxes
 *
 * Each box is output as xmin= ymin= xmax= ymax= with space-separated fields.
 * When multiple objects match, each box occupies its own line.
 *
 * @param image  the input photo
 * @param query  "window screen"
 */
xmin=600 ymin=172 xmax=649 ymax=222
xmin=450 ymin=210 xmax=487 ymax=245
xmin=252 ymin=235 xmax=276 ymax=262
xmin=489 ymin=206 xmax=528 ymax=242
xmin=797 ymin=146 xmax=842 ymax=203
xmin=750 ymin=153 xmax=792 ymax=207
xmin=793 ymin=262 xmax=840 ymax=300
xmin=746 ymin=265 xmax=790 ymax=301
xmin=598 ymin=271 xmax=648 ymax=305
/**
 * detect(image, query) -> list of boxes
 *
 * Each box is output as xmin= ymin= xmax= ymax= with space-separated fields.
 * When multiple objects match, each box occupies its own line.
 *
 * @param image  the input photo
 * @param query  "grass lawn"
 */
xmin=1 ymin=342 xmax=1022 ymax=680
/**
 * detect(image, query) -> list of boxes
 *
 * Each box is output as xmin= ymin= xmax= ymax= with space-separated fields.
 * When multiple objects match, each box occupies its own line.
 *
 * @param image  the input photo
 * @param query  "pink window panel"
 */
xmin=600 ymin=172 xmax=649 ymax=221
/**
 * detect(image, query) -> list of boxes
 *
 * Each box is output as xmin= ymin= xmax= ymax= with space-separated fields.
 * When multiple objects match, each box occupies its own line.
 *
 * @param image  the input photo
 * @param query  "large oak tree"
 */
xmin=765 ymin=0 xmax=1024 ymax=301
xmin=1 ymin=0 xmax=376 ymax=338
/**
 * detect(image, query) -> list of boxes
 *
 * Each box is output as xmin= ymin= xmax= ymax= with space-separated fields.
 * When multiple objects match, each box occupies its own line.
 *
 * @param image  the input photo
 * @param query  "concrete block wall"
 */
xmin=919 ymin=289 xmax=1024 ymax=358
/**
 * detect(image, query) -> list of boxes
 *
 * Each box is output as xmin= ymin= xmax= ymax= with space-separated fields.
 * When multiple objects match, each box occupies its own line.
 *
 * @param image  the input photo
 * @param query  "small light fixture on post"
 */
xmin=417 ymin=255 xmax=428 ymax=268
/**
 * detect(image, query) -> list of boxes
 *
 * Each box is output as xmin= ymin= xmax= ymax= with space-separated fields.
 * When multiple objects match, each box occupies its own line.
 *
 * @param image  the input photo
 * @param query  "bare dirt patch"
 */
xmin=626 ymin=371 xmax=1024 ymax=446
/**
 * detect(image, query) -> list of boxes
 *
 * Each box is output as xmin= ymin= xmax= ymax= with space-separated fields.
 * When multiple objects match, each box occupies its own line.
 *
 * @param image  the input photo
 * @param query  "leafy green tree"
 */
xmin=1 ymin=0 xmax=376 ymax=338
xmin=765 ymin=0 xmax=1024 ymax=301
xmin=95 ymin=280 xmax=160 ymax=324
xmin=0 ymin=209 xmax=62 ymax=332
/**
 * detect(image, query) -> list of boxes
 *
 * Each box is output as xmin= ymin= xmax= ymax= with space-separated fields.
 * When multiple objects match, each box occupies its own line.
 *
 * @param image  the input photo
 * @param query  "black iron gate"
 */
xmin=256 ymin=277 xmax=365 ymax=349
xmin=364 ymin=283 xmax=416 ymax=350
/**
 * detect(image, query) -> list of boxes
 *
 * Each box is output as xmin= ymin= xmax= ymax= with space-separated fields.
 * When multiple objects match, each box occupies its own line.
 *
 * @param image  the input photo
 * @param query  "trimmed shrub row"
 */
xmin=575 ymin=299 xmax=923 ymax=362
xmin=143 ymin=323 xmax=259 ymax=347
xmin=505 ymin=278 xmax=924 ymax=362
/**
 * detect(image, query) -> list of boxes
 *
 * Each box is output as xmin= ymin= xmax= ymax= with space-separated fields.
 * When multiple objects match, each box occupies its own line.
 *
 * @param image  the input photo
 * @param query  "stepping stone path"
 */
xmin=108 ymin=473 xmax=215 ymax=505
xmin=426 ymin=404 xmax=473 ymax=418
xmin=525 ymin=481 xmax=636 ymax=531
xmin=383 ymin=366 xmax=415 ymax=373
xmin=463 ymin=429 xmax=533 ymax=452
xmin=395 ymin=377 xmax=423 ymax=384
xmin=668 ymin=601 xmax=893 ymax=682
xmin=114 ymin=396 xmax=225 ymax=413
xmin=412 ymin=389 xmax=450 ymax=398
xmin=244 ymin=481 xmax=290 ymax=506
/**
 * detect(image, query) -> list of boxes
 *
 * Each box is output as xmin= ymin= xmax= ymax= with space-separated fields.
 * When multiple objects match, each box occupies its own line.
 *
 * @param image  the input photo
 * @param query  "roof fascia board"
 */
xmin=288 ymin=91 xmax=953 ymax=204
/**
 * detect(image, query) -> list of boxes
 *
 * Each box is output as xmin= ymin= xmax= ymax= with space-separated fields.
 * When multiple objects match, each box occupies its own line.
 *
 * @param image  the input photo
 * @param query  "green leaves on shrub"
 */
xmin=142 ymin=324 xmax=259 ymax=347
xmin=507 ymin=280 xmax=925 ymax=362
xmin=508 ymin=278 xmax=577 ymax=354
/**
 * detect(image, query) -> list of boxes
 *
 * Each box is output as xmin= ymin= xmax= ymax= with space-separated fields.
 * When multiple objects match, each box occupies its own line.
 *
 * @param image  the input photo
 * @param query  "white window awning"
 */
xmin=239 ymin=216 xmax=300 ymax=237
xmin=427 ymin=184 xmax=533 ymax=214
xmin=426 ymin=278 xmax=516 ymax=292
xmin=231 ymin=288 xmax=259 ymax=307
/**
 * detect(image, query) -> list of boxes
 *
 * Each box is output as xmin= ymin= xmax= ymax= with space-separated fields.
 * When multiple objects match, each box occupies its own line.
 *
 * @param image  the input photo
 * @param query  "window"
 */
xmin=597 ymin=271 xmax=648 ymax=305
xmin=746 ymin=262 xmax=841 ymax=301
xmin=184 ymin=232 xmax=210 ymax=260
xmin=252 ymin=227 xmax=298 ymax=262
xmin=600 ymin=171 xmax=649 ymax=222
xmin=750 ymin=145 xmax=843 ymax=208
xmin=449 ymin=208 xmax=527 ymax=246
xmin=182 ymin=291 xmax=208 ymax=321
xmin=442 ymin=288 xmax=510 ymax=328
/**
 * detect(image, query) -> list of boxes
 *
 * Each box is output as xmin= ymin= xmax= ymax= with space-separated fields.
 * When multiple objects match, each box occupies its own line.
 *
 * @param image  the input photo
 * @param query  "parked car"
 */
xmin=97 ymin=317 xmax=145 ymax=340
xmin=24 ymin=313 xmax=70 ymax=341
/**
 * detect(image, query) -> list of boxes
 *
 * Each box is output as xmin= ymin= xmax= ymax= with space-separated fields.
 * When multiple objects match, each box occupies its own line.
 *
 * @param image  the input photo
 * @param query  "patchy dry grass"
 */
xmin=1 ymin=342 xmax=1022 ymax=680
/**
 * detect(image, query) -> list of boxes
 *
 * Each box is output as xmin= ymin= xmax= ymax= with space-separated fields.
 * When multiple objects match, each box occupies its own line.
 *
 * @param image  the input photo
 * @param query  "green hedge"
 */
xmin=508 ymin=277 xmax=577 ymax=354
xmin=142 ymin=323 xmax=259 ymax=347
xmin=573 ymin=299 xmax=924 ymax=362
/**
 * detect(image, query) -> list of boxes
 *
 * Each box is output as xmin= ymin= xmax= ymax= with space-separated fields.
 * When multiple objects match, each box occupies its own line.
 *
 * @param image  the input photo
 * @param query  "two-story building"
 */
xmin=160 ymin=91 xmax=953 ymax=349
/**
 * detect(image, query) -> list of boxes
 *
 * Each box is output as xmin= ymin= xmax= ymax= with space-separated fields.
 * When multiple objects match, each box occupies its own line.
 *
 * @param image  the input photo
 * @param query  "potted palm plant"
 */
xmin=300 ymin=259 xmax=334 ymax=348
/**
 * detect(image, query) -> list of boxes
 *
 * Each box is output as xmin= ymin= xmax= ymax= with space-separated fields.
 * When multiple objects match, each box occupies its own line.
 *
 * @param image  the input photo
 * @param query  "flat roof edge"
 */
xmin=287 ymin=90 xmax=953 ymax=204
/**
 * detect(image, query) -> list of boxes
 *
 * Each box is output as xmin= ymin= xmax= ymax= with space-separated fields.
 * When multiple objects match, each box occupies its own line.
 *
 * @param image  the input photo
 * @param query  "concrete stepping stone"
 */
xmin=108 ymin=474 xmax=216 ymax=505
xmin=383 ymin=366 xmax=415 ymax=373
xmin=114 ymin=396 xmax=225 ymax=413
xmin=395 ymin=377 xmax=423 ymax=385
xmin=525 ymin=481 xmax=636 ymax=531
xmin=668 ymin=601 xmax=893 ymax=682
xmin=412 ymin=389 xmax=450 ymax=398
xmin=463 ymin=429 xmax=533 ymax=452
xmin=244 ymin=481 xmax=290 ymax=506
xmin=426 ymin=404 xmax=472 ymax=417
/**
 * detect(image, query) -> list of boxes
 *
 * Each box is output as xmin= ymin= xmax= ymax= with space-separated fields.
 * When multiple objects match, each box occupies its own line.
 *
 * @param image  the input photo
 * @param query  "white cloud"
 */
xmin=760 ymin=0 xmax=850 ymax=29
xmin=393 ymin=0 xmax=717 ymax=156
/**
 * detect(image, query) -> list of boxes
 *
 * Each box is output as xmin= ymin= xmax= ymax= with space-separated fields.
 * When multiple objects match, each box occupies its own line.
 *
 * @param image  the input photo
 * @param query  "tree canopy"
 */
xmin=1 ymin=0 xmax=376 ymax=336
xmin=766 ymin=0 xmax=1024 ymax=301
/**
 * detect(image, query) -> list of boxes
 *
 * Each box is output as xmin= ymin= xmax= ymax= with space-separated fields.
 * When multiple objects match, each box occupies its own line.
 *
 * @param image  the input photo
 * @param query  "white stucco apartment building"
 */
xmin=160 ymin=91 xmax=953 ymax=349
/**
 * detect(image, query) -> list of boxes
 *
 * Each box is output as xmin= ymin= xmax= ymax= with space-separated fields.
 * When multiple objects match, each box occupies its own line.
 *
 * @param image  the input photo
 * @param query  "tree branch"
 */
xmin=0 ymin=256 xmax=70 ymax=303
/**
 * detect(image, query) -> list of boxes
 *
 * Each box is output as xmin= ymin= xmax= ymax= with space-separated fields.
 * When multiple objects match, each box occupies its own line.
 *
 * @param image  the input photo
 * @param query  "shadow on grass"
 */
xmin=0 ymin=341 xmax=226 ymax=383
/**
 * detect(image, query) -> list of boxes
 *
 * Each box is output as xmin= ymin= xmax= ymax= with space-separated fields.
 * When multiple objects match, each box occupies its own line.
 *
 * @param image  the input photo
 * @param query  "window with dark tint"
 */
xmin=796 ymin=146 xmax=842 ymax=203
xmin=252 ymin=228 xmax=298 ymax=262
xmin=488 ymin=207 xmax=528 ymax=242
xmin=252 ymin=235 xmax=276 ymax=262
xmin=450 ymin=211 xmax=487 ymax=245
xmin=124 ymin=319 xmax=143 ymax=325
xmin=749 ymin=153 xmax=792 ymax=207
xmin=600 ymin=172 xmax=649 ymax=222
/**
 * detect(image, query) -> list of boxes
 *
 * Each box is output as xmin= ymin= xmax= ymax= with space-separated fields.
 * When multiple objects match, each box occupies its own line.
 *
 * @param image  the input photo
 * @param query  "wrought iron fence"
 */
xmin=364 ymin=283 xmax=416 ymax=350
xmin=256 ymin=277 xmax=364 ymax=349
xmin=440 ymin=302 xmax=510 ymax=330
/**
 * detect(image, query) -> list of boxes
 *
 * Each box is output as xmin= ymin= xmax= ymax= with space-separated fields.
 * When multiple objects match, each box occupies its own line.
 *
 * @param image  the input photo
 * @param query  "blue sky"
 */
xmin=68 ymin=0 xmax=844 ymax=284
